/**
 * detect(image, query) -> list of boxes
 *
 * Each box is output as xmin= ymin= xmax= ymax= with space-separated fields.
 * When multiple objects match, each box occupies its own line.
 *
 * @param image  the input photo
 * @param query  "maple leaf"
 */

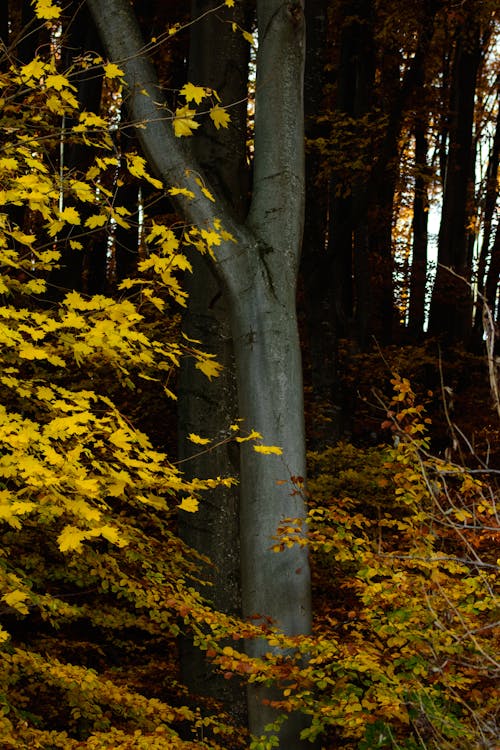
xmin=173 ymin=106 xmax=200 ymax=137
xmin=242 ymin=29 xmax=255 ymax=45
xmin=168 ymin=186 xmax=195 ymax=199
xmin=188 ymin=433 xmax=212 ymax=445
xmin=180 ymin=82 xmax=208 ymax=104
xmin=235 ymin=429 xmax=263 ymax=443
xmin=195 ymin=358 xmax=223 ymax=380
xmin=0 ymin=157 xmax=18 ymax=171
xmin=210 ymin=105 xmax=231 ymax=130
xmin=59 ymin=206 xmax=81 ymax=224
xmin=85 ymin=213 xmax=108 ymax=229
xmin=179 ymin=496 xmax=199 ymax=513
xmin=201 ymin=228 xmax=222 ymax=247
xmin=253 ymin=444 xmax=283 ymax=455
xmin=126 ymin=154 xmax=162 ymax=189
xmin=225 ymin=0 xmax=235 ymax=5
xmin=46 ymin=74 xmax=75 ymax=92
xmin=2 ymin=590 xmax=30 ymax=615
xmin=109 ymin=428 xmax=132 ymax=451
xmin=103 ymin=62 xmax=124 ymax=79
xmin=198 ymin=182 xmax=216 ymax=202
xmin=97 ymin=525 xmax=128 ymax=547
xmin=70 ymin=180 xmax=96 ymax=202
xmin=57 ymin=525 xmax=87 ymax=552
xmin=20 ymin=57 xmax=46 ymax=80
xmin=33 ymin=0 xmax=61 ymax=21
xmin=19 ymin=343 xmax=48 ymax=360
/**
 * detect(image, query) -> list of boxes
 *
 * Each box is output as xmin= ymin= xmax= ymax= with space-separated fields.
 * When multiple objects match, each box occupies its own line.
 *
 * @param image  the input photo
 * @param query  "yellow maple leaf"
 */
xmin=33 ymin=0 xmax=61 ymax=20
xmin=173 ymin=106 xmax=200 ymax=137
xmin=242 ymin=29 xmax=255 ymax=45
xmin=180 ymin=82 xmax=208 ymax=104
xmin=10 ymin=229 xmax=36 ymax=245
xmin=19 ymin=342 xmax=47 ymax=360
xmin=103 ymin=62 xmax=124 ymax=79
xmin=188 ymin=433 xmax=211 ymax=445
xmin=126 ymin=154 xmax=162 ymax=189
xmin=46 ymin=73 xmax=75 ymax=91
xmin=168 ymin=186 xmax=195 ymax=199
xmin=201 ymin=228 xmax=222 ymax=247
xmin=202 ymin=185 xmax=216 ymax=202
xmin=235 ymin=429 xmax=263 ymax=443
xmin=195 ymin=358 xmax=223 ymax=380
xmin=179 ymin=496 xmax=199 ymax=513
xmin=253 ymin=444 xmax=283 ymax=455
xmin=109 ymin=427 xmax=132 ymax=451
xmin=36 ymin=385 xmax=54 ymax=401
xmin=97 ymin=524 xmax=128 ymax=547
xmin=70 ymin=180 xmax=95 ymax=202
xmin=20 ymin=57 xmax=45 ymax=81
xmin=59 ymin=206 xmax=81 ymax=224
xmin=58 ymin=525 xmax=87 ymax=552
xmin=0 ymin=157 xmax=18 ymax=171
xmin=225 ymin=0 xmax=235 ymax=5
xmin=85 ymin=213 xmax=108 ymax=229
xmin=2 ymin=590 xmax=30 ymax=615
xmin=210 ymin=105 xmax=231 ymax=130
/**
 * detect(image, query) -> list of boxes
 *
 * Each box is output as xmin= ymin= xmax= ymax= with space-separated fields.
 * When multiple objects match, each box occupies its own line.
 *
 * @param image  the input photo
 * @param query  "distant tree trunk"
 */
xmin=88 ymin=0 xmax=312 ymax=746
xmin=429 ymin=12 xmax=481 ymax=342
xmin=335 ymin=0 xmax=375 ymax=351
xmin=473 ymin=87 xmax=500 ymax=338
xmin=366 ymin=0 xmax=438 ymax=344
xmin=408 ymin=124 xmax=429 ymax=336
xmin=48 ymin=2 xmax=105 ymax=298
xmin=408 ymin=77 xmax=429 ymax=337
xmin=300 ymin=0 xmax=339 ymax=442
xmin=485 ymin=222 xmax=500 ymax=323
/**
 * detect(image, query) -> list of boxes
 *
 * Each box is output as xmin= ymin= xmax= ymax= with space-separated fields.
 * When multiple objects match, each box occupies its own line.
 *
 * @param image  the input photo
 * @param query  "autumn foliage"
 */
xmin=0 ymin=2 xmax=498 ymax=750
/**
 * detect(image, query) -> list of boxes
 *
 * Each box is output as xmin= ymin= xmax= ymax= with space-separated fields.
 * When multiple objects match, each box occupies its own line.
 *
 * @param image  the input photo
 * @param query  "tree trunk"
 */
xmin=301 ymin=0 xmax=340 ymax=442
xmin=429 ymin=13 xmax=480 ymax=342
xmin=177 ymin=0 xmax=251 ymax=724
xmin=473 ymin=85 xmax=500 ymax=338
xmin=485 ymin=222 xmax=500 ymax=322
xmin=87 ymin=0 xmax=312 ymax=745
xmin=408 ymin=115 xmax=429 ymax=336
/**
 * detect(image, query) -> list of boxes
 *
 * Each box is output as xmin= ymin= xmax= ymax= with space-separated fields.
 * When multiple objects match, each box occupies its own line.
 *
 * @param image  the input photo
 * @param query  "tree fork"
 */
xmin=87 ymin=0 xmax=312 ymax=745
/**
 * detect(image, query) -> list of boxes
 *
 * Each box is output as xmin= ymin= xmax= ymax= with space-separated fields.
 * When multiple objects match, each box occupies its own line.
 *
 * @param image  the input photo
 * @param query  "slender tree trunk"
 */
xmin=87 ymin=0 xmax=312 ymax=745
xmin=429 ymin=13 xmax=481 ymax=342
xmin=473 ymin=87 xmax=500 ymax=338
xmin=48 ymin=2 xmax=104 ymax=298
xmin=408 ymin=118 xmax=429 ymax=336
xmin=485 ymin=222 xmax=500 ymax=322
xmin=301 ymin=0 xmax=341 ymax=442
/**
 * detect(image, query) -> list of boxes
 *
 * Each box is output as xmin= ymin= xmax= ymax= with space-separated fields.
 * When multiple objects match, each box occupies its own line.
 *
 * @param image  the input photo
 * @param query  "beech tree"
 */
xmin=86 ymin=0 xmax=312 ymax=745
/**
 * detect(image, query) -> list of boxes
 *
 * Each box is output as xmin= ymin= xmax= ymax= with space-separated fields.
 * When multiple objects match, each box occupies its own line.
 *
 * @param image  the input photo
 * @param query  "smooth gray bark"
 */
xmin=87 ymin=0 xmax=311 ymax=745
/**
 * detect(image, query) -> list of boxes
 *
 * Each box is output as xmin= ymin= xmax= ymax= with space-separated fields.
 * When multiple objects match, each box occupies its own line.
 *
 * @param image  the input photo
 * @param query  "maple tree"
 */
xmin=0 ymin=2 xmax=250 ymax=747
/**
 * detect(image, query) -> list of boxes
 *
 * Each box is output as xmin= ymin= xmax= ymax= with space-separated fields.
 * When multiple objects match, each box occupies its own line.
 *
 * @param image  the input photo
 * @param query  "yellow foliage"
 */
xmin=173 ymin=106 xmax=200 ymax=137
xmin=103 ymin=62 xmax=125 ymax=79
xmin=253 ymin=445 xmax=283 ymax=455
xmin=0 ymin=36 xmax=249 ymax=750
xmin=210 ymin=105 xmax=231 ymax=130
